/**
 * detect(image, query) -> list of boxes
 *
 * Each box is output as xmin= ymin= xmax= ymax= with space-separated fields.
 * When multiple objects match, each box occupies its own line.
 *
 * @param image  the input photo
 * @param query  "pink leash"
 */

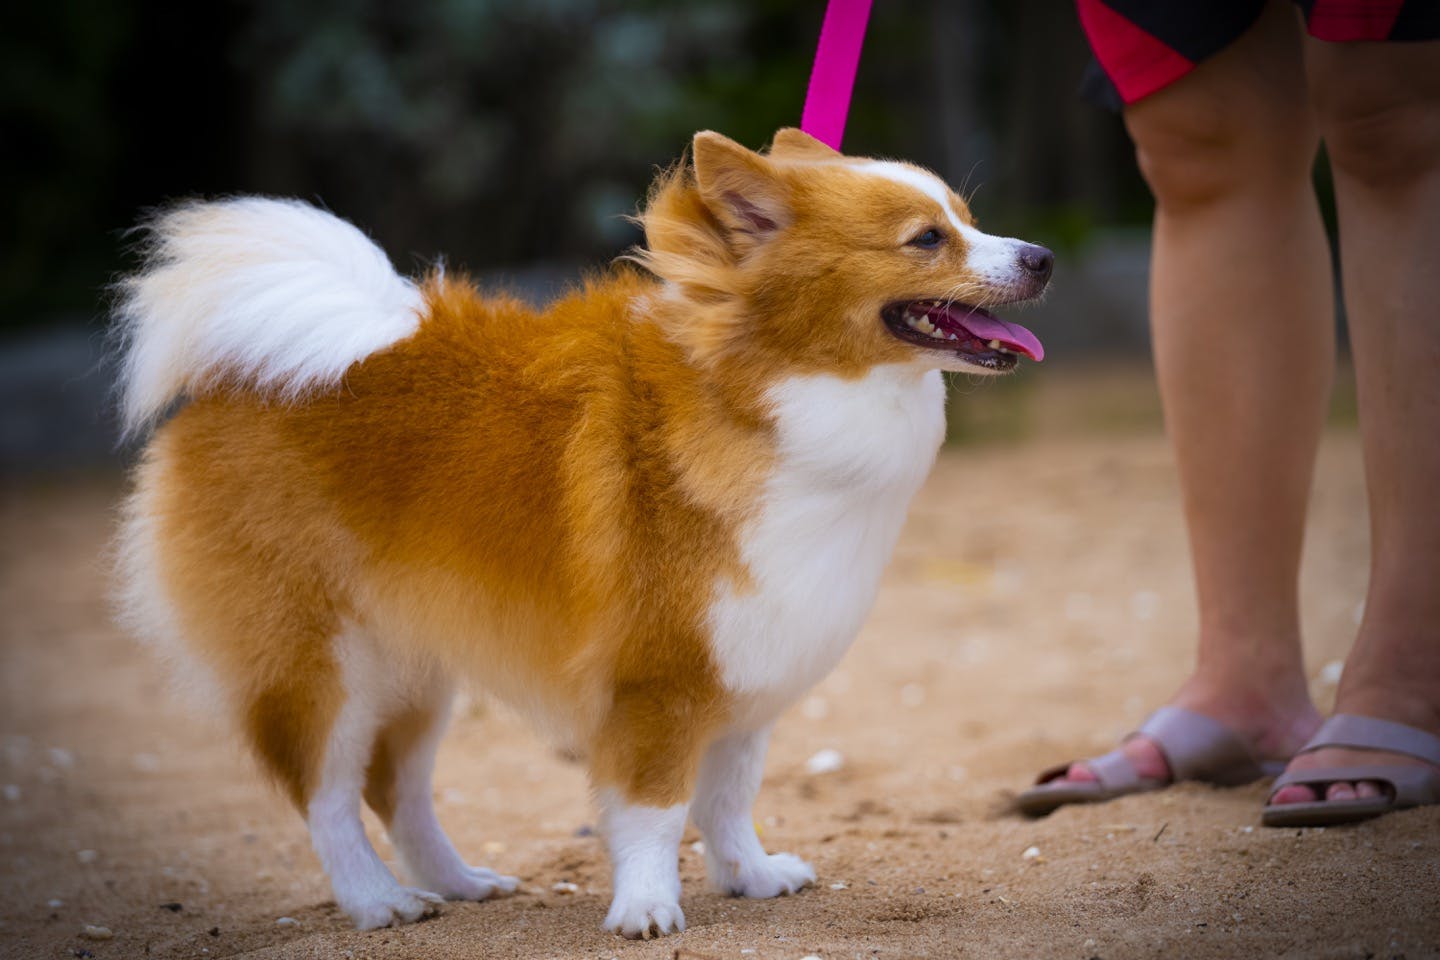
xmin=800 ymin=0 xmax=874 ymax=151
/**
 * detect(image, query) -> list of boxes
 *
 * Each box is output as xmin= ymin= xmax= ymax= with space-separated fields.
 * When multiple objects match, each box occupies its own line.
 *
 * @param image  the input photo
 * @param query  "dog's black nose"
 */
xmin=1018 ymin=244 xmax=1053 ymax=283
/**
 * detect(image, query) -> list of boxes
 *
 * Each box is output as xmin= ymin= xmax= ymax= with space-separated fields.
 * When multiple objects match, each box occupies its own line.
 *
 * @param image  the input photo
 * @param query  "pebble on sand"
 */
xmin=1021 ymin=845 xmax=1042 ymax=860
xmin=274 ymin=917 xmax=299 ymax=927
xmin=805 ymin=749 xmax=845 ymax=775
xmin=75 ymin=849 xmax=98 ymax=864
xmin=80 ymin=925 xmax=113 ymax=940
xmin=551 ymin=882 xmax=579 ymax=894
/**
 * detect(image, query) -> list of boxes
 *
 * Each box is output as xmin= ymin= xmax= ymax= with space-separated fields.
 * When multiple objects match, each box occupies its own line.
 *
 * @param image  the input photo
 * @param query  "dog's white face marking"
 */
xmin=854 ymin=160 xmax=1031 ymax=288
xmin=706 ymin=364 xmax=946 ymax=728
xmin=856 ymin=161 xmax=969 ymax=233
xmin=598 ymin=790 xmax=688 ymax=938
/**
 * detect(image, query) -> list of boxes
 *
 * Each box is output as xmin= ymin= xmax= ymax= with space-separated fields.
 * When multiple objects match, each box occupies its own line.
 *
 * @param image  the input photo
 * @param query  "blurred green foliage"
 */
xmin=0 ymin=0 xmax=1146 ymax=332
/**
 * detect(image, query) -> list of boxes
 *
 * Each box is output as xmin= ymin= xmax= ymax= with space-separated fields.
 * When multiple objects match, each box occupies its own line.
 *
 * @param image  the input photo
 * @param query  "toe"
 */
xmin=1268 ymin=783 xmax=1319 ymax=805
xmin=457 ymin=867 xmax=518 ymax=900
xmin=1064 ymin=761 xmax=1097 ymax=784
xmin=651 ymin=903 xmax=685 ymax=936
xmin=604 ymin=898 xmax=686 ymax=939
xmin=1325 ymin=781 xmax=1357 ymax=802
xmin=396 ymin=888 xmax=444 ymax=923
xmin=1355 ymin=780 xmax=1385 ymax=800
xmin=417 ymin=865 xmax=519 ymax=902
xmin=348 ymin=888 xmax=443 ymax=929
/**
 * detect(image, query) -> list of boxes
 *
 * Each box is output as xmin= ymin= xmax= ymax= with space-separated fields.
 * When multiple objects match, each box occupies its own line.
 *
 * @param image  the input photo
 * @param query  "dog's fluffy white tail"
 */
xmin=113 ymin=197 xmax=423 ymax=437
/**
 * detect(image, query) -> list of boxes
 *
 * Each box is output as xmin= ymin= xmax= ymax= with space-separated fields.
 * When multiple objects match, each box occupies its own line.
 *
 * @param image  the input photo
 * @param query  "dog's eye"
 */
xmin=910 ymin=228 xmax=943 ymax=248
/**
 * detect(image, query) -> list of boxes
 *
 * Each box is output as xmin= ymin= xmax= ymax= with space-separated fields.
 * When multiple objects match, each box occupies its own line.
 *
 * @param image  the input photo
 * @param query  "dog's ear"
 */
xmin=692 ymin=131 xmax=791 ymax=244
xmin=769 ymin=128 xmax=841 ymax=160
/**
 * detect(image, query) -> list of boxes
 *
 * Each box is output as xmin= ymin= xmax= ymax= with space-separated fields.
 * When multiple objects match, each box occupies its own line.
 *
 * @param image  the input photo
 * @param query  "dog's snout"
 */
xmin=1017 ymin=244 xmax=1053 ymax=284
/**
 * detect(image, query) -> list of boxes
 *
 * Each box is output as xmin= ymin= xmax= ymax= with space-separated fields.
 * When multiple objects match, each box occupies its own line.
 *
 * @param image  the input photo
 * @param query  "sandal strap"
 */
xmin=1029 ymin=706 xmax=1277 ymax=795
xmin=1295 ymin=714 xmax=1440 ymax=766
xmin=1031 ymin=749 xmax=1156 ymax=791
xmin=1087 ymin=747 xmax=1145 ymax=791
xmin=1136 ymin=705 xmax=1265 ymax=785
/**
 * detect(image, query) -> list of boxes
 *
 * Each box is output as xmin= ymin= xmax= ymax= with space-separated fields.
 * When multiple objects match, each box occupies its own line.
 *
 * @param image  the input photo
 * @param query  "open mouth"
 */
xmin=882 ymin=300 xmax=1045 ymax=370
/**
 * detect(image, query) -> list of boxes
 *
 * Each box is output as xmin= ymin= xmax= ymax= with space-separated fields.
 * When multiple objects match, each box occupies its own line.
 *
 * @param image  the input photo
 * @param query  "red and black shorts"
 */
xmin=1077 ymin=0 xmax=1440 ymax=108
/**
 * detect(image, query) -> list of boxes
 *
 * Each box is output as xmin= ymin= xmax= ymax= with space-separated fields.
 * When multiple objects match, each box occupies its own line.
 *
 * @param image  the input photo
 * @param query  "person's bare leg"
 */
xmin=1269 ymin=37 xmax=1440 ymax=806
xmin=1061 ymin=0 xmax=1329 ymax=787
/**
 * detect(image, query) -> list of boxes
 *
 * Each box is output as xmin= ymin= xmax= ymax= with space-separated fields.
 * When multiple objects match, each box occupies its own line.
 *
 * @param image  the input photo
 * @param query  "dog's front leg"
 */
xmin=597 ymin=789 xmax=688 ymax=938
xmin=590 ymin=686 xmax=716 ymax=939
xmin=691 ymin=726 xmax=816 ymax=897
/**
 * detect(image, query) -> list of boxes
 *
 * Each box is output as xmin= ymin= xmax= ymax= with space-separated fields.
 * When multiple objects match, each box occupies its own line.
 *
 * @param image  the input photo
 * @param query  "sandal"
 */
xmin=1261 ymin=714 xmax=1440 ymax=828
xmin=1017 ymin=705 xmax=1286 ymax=817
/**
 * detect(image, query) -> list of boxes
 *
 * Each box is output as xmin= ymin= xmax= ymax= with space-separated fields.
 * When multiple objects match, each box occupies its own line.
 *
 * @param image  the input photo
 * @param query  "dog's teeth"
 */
xmin=987 ymin=339 xmax=1001 ymax=350
xmin=901 ymin=305 xmax=964 ymax=341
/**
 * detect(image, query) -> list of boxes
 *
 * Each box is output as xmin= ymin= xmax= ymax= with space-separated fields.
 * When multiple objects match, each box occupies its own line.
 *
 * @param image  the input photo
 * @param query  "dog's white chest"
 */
xmin=705 ymin=366 xmax=946 ymax=726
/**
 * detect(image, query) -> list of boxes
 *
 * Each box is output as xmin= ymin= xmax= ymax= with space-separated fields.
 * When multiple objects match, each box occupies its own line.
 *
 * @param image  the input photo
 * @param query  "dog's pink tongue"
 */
xmin=953 ymin=311 xmax=1045 ymax=362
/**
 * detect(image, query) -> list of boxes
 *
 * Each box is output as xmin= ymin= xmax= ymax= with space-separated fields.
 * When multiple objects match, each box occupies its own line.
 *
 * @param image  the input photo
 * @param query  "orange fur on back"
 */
xmin=143 ymin=267 xmax=780 ymax=806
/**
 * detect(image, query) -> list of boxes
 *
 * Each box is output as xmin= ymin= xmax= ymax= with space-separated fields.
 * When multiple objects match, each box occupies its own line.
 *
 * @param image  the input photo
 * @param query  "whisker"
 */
xmin=956 ymin=161 xmax=985 ymax=209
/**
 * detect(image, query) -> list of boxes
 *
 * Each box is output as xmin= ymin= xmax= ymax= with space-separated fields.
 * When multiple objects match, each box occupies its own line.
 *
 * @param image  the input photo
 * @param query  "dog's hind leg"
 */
xmin=303 ymin=633 xmax=444 ymax=929
xmin=691 ymin=726 xmax=815 ymax=897
xmin=363 ymin=684 xmax=518 ymax=902
xmin=126 ymin=444 xmax=440 ymax=929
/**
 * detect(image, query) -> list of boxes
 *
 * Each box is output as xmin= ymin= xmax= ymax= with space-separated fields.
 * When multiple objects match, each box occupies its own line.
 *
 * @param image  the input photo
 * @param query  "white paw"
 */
xmin=422 ymin=865 xmax=520 ymax=902
xmin=713 ymin=852 xmax=816 ymax=899
xmin=603 ymin=895 xmax=686 ymax=940
xmin=344 ymin=886 xmax=444 ymax=930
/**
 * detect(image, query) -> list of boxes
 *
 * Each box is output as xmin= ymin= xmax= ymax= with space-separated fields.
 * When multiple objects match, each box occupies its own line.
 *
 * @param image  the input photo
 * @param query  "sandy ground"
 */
xmin=2 ymin=404 xmax=1437 ymax=959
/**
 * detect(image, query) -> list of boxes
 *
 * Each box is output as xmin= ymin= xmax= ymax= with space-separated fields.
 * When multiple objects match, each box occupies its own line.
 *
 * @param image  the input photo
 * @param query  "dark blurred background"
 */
xmin=1 ymin=0 xmax=1197 ymax=472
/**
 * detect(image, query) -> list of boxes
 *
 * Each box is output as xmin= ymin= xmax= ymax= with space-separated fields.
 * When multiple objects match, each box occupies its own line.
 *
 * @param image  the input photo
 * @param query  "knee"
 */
xmin=1314 ymin=83 xmax=1440 ymax=187
xmin=1125 ymin=91 xmax=1317 ymax=212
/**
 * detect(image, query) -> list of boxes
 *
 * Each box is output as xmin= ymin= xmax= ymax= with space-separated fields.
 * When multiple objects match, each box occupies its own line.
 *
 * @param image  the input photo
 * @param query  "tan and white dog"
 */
xmin=113 ymin=129 xmax=1050 ymax=938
